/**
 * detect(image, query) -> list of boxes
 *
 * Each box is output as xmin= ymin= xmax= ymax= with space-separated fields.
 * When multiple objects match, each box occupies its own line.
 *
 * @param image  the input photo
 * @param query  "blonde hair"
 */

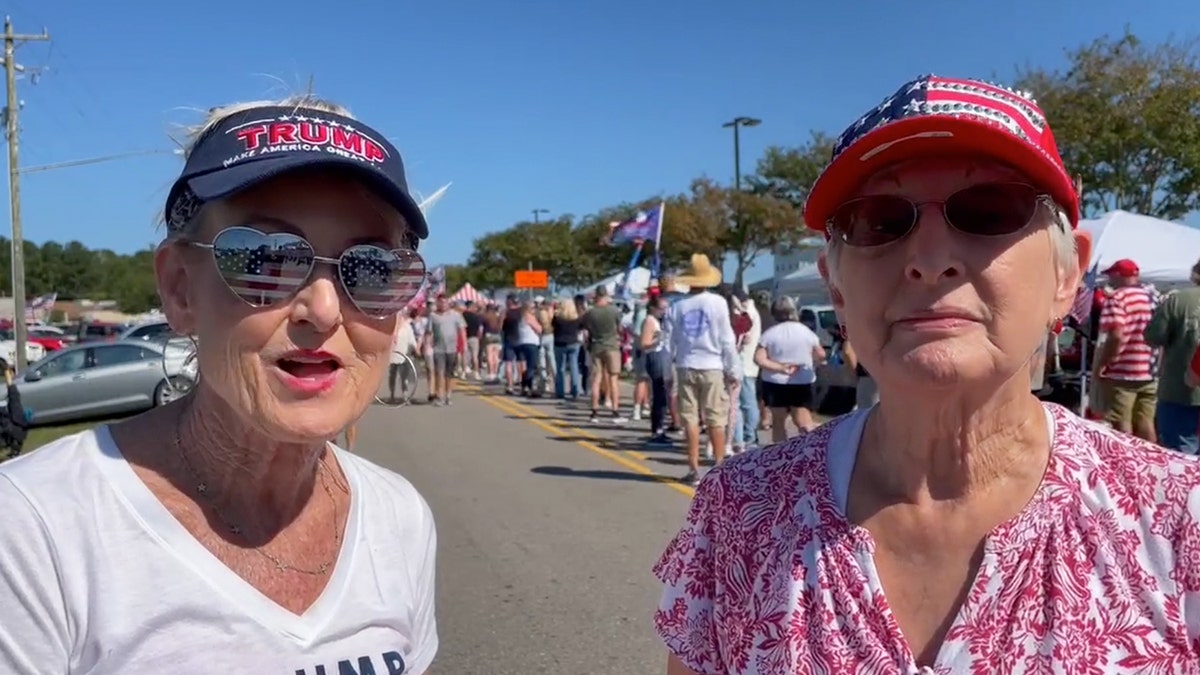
xmin=177 ymin=95 xmax=352 ymax=160
xmin=556 ymin=301 xmax=579 ymax=321
xmin=163 ymin=94 xmax=355 ymax=237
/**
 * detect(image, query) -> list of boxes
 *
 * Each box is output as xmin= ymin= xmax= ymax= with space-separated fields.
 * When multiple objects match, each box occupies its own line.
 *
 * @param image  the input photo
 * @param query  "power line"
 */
xmin=3 ymin=16 xmax=49 ymax=372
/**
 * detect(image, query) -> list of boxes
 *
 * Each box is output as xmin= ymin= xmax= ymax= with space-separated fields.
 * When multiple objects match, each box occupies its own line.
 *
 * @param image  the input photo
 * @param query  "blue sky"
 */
xmin=4 ymin=0 xmax=1195 ymax=284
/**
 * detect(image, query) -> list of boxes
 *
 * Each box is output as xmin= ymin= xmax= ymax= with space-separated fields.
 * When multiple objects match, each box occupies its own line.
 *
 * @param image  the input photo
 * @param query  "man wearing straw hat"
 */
xmin=663 ymin=253 xmax=742 ymax=486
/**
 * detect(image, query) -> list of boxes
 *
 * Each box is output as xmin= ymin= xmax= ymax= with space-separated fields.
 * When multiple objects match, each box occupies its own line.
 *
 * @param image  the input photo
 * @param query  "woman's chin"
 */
xmin=887 ymin=341 xmax=996 ymax=388
xmin=258 ymin=402 xmax=357 ymax=443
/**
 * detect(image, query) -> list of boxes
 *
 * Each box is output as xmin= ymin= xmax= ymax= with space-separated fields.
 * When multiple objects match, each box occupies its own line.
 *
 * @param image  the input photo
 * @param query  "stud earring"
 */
xmin=1050 ymin=317 xmax=1064 ymax=335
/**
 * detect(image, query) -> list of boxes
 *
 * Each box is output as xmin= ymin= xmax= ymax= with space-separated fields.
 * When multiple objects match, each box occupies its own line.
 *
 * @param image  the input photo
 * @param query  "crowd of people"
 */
xmin=390 ymin=258 xmax=856 ymax=486
xmin=1077 ymin=255 xmax=1200 ymax=455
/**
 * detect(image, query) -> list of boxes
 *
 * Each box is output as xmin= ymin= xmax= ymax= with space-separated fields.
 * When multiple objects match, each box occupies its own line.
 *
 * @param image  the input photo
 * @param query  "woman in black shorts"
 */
xmin=753 ymin=297 xmax=827 ymax=443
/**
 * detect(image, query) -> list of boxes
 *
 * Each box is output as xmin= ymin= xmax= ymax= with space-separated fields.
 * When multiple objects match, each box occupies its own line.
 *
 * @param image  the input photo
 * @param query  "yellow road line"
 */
xmin=469 ymin=388 xmax=695 ymax=499
xmin=457 ymin=383 xmax=648 ymax=456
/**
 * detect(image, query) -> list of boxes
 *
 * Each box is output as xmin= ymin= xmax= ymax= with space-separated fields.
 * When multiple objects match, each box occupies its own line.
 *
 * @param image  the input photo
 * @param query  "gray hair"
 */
xmin=161 ymin=95 xmax=355 ymax=239
xmin=771 ymin=296 xmax=799 ymax=322
xmin=824 ymin=201 xmax=1078 ymax=289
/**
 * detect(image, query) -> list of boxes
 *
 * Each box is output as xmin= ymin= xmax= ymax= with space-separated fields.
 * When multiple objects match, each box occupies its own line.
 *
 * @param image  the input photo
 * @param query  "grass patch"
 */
xmin=23 ymin=419 xmax=123 ymax=454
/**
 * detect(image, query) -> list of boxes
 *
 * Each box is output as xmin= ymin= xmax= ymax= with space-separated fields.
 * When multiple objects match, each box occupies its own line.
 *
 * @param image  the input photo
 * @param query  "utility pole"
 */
xmin=3 ymin=17 xmax=48 ymax=372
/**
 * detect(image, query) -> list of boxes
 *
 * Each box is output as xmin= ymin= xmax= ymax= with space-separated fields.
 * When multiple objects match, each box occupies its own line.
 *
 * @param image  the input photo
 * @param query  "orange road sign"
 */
xmin=514 ymin=270 xmax=549 ymax=289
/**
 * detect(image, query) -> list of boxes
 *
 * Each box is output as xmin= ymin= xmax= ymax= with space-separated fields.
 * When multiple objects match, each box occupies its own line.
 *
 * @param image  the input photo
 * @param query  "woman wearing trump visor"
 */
xmin=0 ymin=96 xmax=439 ymax=674
xmin=654 ymin=75 xmax=1200 ymax=673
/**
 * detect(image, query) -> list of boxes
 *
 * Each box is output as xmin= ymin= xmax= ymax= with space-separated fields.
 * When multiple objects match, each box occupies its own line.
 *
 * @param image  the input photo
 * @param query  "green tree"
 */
xmin=748 ymin=132 xmax=835 ymax=212
xmin=0 ymin=236 xmax=161 ymax=312
xmin=441 ymin=264 xmax=471 ymax=296
xmin=462 ymin=215 xmax=593 ymax=290
xmin=1013 ymin=31 xmax=1200 ymax=219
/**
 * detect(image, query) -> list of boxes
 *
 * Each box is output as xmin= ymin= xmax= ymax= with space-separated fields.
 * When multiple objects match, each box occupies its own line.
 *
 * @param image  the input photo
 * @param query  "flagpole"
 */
xmin=653 ymin=201 xmax=666 ymax=280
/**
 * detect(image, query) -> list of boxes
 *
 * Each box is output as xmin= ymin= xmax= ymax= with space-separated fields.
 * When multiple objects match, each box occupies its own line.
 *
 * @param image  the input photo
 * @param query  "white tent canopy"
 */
xmin=773 ymin=263 xmax=831 ymax=304
xmin=1081 ymin=210 xmax=1200 ymax=287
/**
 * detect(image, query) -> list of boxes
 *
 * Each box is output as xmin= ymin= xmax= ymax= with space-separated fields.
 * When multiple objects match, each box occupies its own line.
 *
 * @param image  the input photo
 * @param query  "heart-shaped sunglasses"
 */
xmin=186 ymin=226 xmax=426 ymax=318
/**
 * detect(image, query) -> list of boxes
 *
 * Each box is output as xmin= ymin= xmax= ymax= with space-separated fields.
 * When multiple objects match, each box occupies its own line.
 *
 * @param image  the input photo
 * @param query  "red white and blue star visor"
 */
xmin=804 ymin=75 xmax=1080 ymax=234
xmin=165 ymin=106 xmax=429 ymax=242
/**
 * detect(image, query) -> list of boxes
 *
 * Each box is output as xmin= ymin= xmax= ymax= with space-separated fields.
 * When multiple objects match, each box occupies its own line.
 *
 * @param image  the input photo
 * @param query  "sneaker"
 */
xmin=632 ymin=408 xmax=642 ymax=421
xmin=589 ymin=411 xmax=600 ymax=424
xmin=681 ymin=469 xmax=701 ymax=487
xmin=610 ymin=412 xmax=628 ymax=424
xmin=645 ymin=435 xmax=673 ymax=448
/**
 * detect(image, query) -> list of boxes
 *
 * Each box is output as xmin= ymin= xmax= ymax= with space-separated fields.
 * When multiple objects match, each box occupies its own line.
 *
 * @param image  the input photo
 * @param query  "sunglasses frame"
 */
xmin=186 ymin=225 xmax=424 ymax=319
xmin=826 ymin=182 xmax=1053 ymax=249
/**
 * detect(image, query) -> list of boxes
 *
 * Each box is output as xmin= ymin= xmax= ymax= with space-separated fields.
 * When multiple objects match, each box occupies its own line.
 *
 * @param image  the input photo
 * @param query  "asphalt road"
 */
xmin=353 ymin=377 xmax=701 ymax=675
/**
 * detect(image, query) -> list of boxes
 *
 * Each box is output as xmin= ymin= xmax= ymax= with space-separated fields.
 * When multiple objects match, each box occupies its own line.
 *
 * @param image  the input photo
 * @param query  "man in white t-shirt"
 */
xmin=663 ymin=254 xmax=741 ymax=487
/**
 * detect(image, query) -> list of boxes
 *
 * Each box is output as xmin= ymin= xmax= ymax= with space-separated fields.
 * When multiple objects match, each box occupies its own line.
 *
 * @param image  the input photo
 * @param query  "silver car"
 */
xmin=7 ymin=339 xmax=193 ymax=426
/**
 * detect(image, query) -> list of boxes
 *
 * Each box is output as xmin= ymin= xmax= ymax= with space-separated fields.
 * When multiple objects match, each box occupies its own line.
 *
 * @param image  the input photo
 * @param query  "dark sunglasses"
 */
xmin=187 ymin=226 xmax=426 ymax=318
xmin=827 ymin=182 xmax=1051 ymax=248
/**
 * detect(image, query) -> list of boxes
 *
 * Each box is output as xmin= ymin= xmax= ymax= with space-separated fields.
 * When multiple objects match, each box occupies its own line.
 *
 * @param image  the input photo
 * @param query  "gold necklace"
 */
xmin=172 ymin=427 xmax=343 ymax=576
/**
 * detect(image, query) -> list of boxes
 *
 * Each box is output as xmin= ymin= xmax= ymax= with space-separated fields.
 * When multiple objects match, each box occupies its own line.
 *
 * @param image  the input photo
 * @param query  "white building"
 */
xmin=772 ymin=237 xmax=824 ymax=278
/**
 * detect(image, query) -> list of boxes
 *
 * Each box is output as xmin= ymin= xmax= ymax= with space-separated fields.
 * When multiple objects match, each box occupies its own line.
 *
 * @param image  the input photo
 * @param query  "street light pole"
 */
xmin=721 ymin=116 xmax=762 ymax=288
xmin=722 ymin=116 xmax=761 ymax=191
xmin=528 ymin=208 xmax=549 ymax=298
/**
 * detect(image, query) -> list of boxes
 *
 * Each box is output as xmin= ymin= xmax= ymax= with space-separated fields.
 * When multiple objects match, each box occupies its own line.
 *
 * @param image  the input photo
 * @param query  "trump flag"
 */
xmin=608 ymin=205 xmax=663 ymax=246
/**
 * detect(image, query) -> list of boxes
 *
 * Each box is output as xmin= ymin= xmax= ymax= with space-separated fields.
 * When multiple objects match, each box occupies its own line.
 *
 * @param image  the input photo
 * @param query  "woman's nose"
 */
xmin=903 ymin=205 xmax=965 ymax=283
xmin=290 ymin=266 xmax=343 ymax=332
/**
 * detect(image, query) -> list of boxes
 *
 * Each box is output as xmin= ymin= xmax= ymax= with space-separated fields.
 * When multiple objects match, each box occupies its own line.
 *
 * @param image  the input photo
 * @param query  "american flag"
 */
xmin=216 ymin=245 xmax=312 ymax=305
xmin=216 ymin=244 xmax=426 ymax=314
xmin=405 ymin=264 xmax=445 ymax=310
xmin=343 ymin=248 xmax=426 ymax=315
xmin=1067 ymin=264 xmax=1099 ymax=325
xmin=832 ymin=75 xmax=1048 ymax=165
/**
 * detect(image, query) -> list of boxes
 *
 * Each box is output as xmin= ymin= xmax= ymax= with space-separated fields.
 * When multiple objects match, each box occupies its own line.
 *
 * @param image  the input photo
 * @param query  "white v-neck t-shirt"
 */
xmin=0 ymin=426 xmax=438 ymax=675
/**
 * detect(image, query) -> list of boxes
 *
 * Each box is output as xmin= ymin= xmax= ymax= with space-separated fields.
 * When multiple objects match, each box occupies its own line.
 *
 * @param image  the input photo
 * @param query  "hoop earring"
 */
xmin=161 ymin=333 xmax=201 ymax=402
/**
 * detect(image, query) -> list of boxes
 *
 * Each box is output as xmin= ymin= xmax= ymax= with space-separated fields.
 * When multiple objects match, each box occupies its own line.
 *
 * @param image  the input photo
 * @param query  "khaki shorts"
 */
xmin=677 ymin=368 xmax=729 ymax=429
xmin=1099 ymin=378 xmax=1156 ymax=430
xmin=591 ymin=349 xmax=621 ymax=376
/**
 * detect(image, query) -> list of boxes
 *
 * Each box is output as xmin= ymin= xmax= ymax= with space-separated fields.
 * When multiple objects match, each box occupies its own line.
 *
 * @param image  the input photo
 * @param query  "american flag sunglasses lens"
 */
xmin=338 ymin=246 xmax=426 ymax=317
xmin=211 ymin=228 xmax=315 ymax=306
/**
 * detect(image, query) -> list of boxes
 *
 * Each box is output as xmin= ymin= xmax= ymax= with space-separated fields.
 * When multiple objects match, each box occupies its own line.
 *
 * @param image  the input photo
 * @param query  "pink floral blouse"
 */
xmin=653 ymin=403 xmax=1200 ymax=674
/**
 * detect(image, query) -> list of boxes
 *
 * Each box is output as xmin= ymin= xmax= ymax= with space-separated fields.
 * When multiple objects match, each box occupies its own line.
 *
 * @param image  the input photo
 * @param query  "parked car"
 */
xmin=28 ymin=328 xmax=67 ymax=352
xmin=798 ymin=303 xmax=839 ymax=348
xmin=120 ymin=319 xmax=178 ymax=342
xmin=75 ymin=321 xmax=124 ymax=343
xmin=0 ymin=334 xmax=46 ymax=367
xmin=2 ymin=339 xmax=191 ymax=426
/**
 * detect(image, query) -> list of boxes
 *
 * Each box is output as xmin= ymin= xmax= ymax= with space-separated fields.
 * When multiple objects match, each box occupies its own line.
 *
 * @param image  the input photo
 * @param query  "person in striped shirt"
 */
xmin=1092 ymin=259 xmax=1160 ymax=441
